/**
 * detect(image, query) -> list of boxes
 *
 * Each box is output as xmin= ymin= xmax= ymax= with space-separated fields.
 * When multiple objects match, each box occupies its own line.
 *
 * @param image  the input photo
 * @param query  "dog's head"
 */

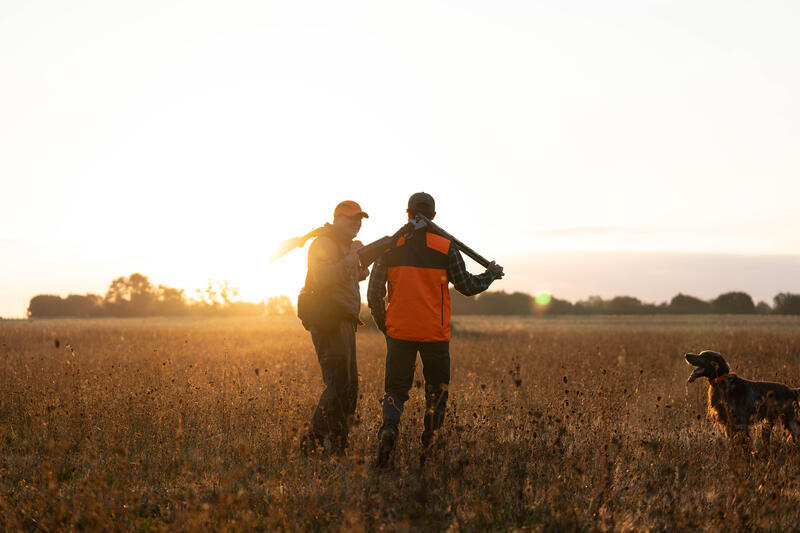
xmin=685 ymin=350 xmax=731 ymax=383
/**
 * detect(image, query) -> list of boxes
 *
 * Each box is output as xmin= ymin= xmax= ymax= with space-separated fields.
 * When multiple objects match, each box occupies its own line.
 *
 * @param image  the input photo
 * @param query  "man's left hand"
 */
xmin=487 ymin=261 xmax=504 ymax=279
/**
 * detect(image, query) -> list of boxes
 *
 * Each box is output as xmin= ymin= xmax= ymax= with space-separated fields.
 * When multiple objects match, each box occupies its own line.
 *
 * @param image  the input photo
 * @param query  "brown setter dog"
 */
xmin=685 ymin=350 xmax=800 ymax=444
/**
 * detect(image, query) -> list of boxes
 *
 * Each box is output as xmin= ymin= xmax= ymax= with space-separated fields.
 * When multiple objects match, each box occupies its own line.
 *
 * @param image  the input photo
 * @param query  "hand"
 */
xmin=487 ymin=261 xmax=504 ymax=279
xmin=358 ymin=266 xmax=369 ymax=281
xmin=373 ymin=314 xmax=387 ymax=334
xmin=350 ymin=240 xmax=364 ymax=252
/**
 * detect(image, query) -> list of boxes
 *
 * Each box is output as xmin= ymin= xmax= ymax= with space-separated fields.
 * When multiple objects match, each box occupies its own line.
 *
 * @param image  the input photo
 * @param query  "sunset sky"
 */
xmin=2 ymin=1 xmax=799 ymax=318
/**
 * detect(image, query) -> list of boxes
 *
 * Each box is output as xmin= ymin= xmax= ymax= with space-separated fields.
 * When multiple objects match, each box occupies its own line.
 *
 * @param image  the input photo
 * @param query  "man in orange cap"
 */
xmin=299 ymin=200 xmax=370 ymax=455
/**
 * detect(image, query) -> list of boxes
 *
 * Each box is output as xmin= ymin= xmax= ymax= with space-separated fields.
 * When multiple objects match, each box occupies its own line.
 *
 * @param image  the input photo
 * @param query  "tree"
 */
xmin=27 ymin=293 xmax=103 ymax=317
xmin=63 ymin=294 xmax=104 ymax=316
xmin=104 ymin=273 xmax=156 ymax=316
xmin=474 ymin=291 xmax=532 ymax=315
xmin=575 ymin=295 xmax=605 ymax=315
xmin=711 ymin=292 xmax=755 ymax=314
xmin=28 ymin=295 xmax=66 ymax=317
xmin=266 ymin=295 xmax=294 ymax=316
xmin=196 ymin=280 xmax=240 ymax=309
xmin=755 ymin=301 xmax=772 ymax=315
xmin=668 ymin=293 xmax=711 ymax=314
xmin=535 ymin=296 xmax=575 ymax=315
xmin=450 ymin=288 xmax=479 ymax=315
xmin=774 ymin=293 xmax=800 ymax=315
xmin=156 ymin=285 xmax=187 ymax=315
xmin=605 ymin=296 xmax=644 ymax=314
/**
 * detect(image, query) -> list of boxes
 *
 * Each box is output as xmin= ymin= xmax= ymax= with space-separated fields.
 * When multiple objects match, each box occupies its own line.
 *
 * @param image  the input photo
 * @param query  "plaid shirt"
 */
xmin=367 ymin=235 xmax=496 ymax=327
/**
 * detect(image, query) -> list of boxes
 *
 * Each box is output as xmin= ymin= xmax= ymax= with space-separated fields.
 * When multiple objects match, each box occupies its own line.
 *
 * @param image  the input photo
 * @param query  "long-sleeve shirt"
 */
xmin=367 ymin=239 xmax=496 ymax=327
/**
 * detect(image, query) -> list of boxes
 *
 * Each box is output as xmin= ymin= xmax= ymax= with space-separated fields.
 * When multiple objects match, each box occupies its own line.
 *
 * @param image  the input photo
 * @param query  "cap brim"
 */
xmin=336 ymin=209 xmax=368 ymax=218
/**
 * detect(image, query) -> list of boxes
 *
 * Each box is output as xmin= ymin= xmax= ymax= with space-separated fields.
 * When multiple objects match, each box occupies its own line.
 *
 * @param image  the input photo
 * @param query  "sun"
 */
xmin=230 ymin=234 xmax=310 ymax=304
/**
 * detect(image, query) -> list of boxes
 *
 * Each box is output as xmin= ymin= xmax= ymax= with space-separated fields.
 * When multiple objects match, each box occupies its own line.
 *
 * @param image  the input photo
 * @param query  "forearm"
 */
xmin=447 ymin=245 xmax=496 ymax=296
xmin=367 ymin=260 xmax=387 ymax=317
xmin=452 ymin=271 xmax=495 ymax=296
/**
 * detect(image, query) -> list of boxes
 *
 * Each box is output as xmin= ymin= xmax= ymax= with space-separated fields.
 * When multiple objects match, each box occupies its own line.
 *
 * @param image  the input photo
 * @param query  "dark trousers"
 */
xmin=381 ymin=336 xmax=450 ymax=446
xmin=309 ymin=321 xmax=358 ymax=449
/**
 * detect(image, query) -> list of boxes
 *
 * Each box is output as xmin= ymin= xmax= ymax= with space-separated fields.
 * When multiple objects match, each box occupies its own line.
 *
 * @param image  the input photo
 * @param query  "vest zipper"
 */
xmin=440 ymin=285 xmax=444 ymax=326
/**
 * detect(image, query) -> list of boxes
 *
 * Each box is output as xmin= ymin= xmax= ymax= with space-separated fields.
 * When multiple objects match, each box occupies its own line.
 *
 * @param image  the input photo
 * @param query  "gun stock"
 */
xmin=356 ymin=236 xmax=395 ymax=268
xmin=270 ymin=227 xmax=325 ymax=263
xmin=356 ymin=221 xmax=421 ymax=268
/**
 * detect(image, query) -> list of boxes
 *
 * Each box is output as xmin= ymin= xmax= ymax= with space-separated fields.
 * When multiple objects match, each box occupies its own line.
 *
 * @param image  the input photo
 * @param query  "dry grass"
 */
xmin=2 ymin=315 xmax=800 ymax=531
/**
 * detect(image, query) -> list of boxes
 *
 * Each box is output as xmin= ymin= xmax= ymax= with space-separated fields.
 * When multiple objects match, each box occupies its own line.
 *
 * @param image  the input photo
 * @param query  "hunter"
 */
xmin=368 ymin=192 xmax=504 ymax=467
xmin=299 ymin=200 xmax=369 ymax=455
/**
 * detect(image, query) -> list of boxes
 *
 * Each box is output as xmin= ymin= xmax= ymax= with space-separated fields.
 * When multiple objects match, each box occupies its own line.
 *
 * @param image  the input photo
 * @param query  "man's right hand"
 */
xmin=343 ymin=252 xmax=361 ymax=271
xmin=487 ymin=261 xmax=504 ymax=279
xmin=373 ymin=313 xmax=387 ymax=334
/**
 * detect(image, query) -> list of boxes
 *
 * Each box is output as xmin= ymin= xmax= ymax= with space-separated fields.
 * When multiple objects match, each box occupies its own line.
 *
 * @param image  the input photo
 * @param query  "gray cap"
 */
xmin=407 ymin=192 xmax=435 ymax=215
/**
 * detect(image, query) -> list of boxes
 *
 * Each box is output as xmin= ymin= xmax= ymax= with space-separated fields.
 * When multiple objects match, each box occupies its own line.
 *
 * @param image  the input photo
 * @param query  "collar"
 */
xmin=709 ymin=373 xmax=734 ymax=386
xmin=322 ymin=223 xmax=353 ymax=245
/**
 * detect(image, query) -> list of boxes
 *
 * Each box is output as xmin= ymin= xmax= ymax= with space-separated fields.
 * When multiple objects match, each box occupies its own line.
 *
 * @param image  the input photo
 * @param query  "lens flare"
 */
xmin=535 ymin=293 xmax=552 ymax=306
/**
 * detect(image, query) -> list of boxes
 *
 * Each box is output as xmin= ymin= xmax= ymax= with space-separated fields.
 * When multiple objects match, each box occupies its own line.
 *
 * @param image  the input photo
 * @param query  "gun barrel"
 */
xmin=415 ymin=215 xmax=492 ymax=268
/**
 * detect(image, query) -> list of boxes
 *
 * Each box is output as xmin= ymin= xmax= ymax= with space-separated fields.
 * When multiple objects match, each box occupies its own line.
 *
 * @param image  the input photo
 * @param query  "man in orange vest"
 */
xmin=299 ymin=200 xmax=370 ymax=455
xmin=367 ymin=192 xmax=503 ymax=466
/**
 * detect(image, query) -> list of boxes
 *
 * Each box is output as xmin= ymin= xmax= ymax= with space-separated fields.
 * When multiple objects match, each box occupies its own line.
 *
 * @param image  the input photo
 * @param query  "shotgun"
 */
xmin=271 ymin=219 xmax=425 ymax=266
xmin=355 ymin=218 xmax=426 ymax=268
xmin=414 ymin=214 xmax=503 ymax=275
xmin=269 ymin=227 xmax=326 ymax=263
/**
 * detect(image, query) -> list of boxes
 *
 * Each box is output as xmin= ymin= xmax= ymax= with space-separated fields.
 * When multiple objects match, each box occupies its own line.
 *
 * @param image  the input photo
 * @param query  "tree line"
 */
xmin=26 ymin=273 xmax=293 ymax=318
xmin=25 ymin=273 xmax=800 ymax=318
xmin=450 ymin=290 xmax=800 ymax=315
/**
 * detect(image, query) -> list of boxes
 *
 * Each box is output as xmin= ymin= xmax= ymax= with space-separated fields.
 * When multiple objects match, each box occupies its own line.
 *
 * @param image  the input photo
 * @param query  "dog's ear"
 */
xmin=713 ymin=355 xmax=731 ymax=374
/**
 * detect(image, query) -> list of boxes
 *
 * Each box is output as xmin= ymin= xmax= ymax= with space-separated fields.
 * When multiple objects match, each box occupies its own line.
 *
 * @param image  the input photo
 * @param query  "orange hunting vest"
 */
xmin=384 ymin=230 xmax=452 ymax=342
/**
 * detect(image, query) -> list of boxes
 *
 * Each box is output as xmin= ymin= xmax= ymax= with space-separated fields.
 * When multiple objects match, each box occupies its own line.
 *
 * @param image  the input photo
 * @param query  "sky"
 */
xmin=2 ymin=1 xmax=799 ymax=317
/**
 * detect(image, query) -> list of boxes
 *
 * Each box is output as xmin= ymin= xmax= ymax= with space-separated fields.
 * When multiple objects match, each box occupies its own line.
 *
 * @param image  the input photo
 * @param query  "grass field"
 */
xmin=2 ymin=315 xmax=800 ymax=531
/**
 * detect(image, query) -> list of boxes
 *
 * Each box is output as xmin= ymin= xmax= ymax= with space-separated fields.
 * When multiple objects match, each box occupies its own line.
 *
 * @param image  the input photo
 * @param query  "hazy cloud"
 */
xmin=501 ymin=251 xmax=800 ymax=304
xmin=529 ymin=226 xmax=680 ymax=238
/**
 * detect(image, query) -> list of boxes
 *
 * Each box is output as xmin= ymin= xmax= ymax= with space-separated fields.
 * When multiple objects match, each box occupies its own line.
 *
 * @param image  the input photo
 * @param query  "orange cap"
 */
xmin=333 ymin=200 xmax=369 ymax=219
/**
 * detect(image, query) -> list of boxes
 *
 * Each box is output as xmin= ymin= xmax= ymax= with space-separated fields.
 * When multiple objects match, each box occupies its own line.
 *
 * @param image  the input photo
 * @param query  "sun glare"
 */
xmin=224 ymin=232 xmax=309 ymax=304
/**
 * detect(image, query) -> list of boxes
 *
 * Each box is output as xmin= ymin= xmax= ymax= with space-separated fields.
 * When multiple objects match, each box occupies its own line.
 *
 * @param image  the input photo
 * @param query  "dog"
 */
xmin=685 ymin=350 xmax=800 ymax=444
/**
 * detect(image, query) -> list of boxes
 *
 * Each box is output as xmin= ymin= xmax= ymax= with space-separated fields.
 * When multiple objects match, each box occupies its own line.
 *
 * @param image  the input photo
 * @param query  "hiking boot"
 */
xmin=329 ymin=433 xmax=348 ymax=457
xmin=299 ymin=431 xmax=324 ymax=456
xmin=376 ymin=425 xmax=398 ymax=468
xmin=419 ymin=430 xmax=444 ymax=467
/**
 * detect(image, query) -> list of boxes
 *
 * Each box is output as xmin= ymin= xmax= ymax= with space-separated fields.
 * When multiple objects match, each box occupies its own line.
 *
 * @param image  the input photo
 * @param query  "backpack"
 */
xmin=297 ymin=234 xmax=347 ymax=332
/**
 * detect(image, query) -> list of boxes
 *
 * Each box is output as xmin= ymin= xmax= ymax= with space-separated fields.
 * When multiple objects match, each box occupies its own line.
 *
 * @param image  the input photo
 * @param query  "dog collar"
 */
xmin=709 ymin=373 xmax=734 ymax=386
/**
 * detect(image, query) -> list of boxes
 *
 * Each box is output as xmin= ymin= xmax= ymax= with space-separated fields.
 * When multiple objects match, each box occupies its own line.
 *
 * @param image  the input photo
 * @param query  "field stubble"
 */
xmin=2 ymin=315 xmax=800 ymax=531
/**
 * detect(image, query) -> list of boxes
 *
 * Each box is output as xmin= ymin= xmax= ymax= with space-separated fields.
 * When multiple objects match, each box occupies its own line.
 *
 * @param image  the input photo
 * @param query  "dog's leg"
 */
xmin=759 ymin=423 xmax=772 ymax=453
xmin=743 ymin=428 xmax=753 ymax=449
xmin=786 ymin=418 xmax=800 ymax=441
xmin=723 ymin=423 xmax=744 ymax=441
xmin=723 ymin=423 xmax=735 ymax=441
xmin=724 ymin=424 xmax=752 ymax=450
